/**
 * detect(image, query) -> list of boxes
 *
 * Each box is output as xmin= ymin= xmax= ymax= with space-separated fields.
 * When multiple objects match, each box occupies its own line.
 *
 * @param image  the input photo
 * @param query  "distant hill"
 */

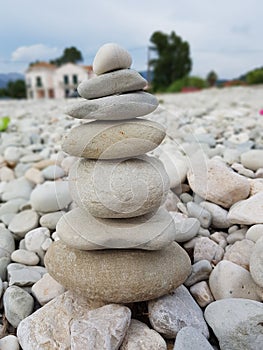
xmin=0 ymin=73 xmax=24 ymax=88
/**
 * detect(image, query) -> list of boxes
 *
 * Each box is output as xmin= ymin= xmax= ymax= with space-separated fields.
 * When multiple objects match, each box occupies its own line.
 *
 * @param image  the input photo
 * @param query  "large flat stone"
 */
xmin=57 ymin=207 xmax=176 ymax=250
xmin=65 ymin=91 xmax=159 ymax=120
xmin=62 ymin=118 xmax=165 ymax=159
xmin=45 ymin=241 xmax=191 ymax=303
xmin=78 ymin=69 xmax=147 ymax=99
xmin=69 ymin=156 xmax=169 ymax=218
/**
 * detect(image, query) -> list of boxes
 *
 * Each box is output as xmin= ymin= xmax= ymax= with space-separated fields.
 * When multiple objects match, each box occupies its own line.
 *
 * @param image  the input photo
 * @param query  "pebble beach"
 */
xmin=0 ymin=84 xmax=263 ymax=349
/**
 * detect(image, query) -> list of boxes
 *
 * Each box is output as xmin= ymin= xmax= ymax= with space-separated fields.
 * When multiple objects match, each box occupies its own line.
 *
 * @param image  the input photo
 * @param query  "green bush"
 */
xmin=166 ymin=76 xmax=207 ymax=92
xmin=246 ymin=68 xmax=263 ymax=84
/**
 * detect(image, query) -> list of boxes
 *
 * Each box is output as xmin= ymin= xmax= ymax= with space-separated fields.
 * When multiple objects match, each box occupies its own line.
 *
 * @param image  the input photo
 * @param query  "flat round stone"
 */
xmin=78 ymin=69 xmax=147 ymax=100
xmin=45 ymin=241 xmax=191 ymax=303
xmin=62 ymin=119 xmax=165 ymax=159
xmin=68 ymin=156 xmax=170 ymax=218
xmin=57 ymin=207 xmax=176 ymax=250
xmin=65 ymin=92 xmax=159 ymax=120
xmin=93 ymin=43 xmax=132 ymax=75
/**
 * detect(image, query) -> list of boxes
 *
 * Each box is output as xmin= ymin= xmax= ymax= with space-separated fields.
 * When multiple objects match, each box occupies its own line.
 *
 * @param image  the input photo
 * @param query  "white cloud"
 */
xmin=11 ymin=44 xmax=60 ymax=62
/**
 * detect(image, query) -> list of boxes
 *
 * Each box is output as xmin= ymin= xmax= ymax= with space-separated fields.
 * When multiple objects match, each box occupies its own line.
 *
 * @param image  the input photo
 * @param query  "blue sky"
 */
xmin=1 ymin=0 xmax=263 ymax=79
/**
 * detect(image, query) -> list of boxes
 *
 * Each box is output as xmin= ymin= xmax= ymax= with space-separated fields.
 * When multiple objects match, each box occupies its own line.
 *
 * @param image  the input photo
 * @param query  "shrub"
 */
xmin=166 ymin=76 xmax=207 ymax=92
xmin=246 ymin=68 xmax=263 ymax=84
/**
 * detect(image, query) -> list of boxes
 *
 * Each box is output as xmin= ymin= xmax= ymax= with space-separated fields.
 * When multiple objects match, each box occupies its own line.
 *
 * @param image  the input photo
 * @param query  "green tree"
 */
xmin=6 ymin=80 xmax=26 ymax=99
xmin=149 ymin=31 xmax=192 ymax=91
xmin=246 ymin=67 xmax=263 ymax=84
xmin=206 ymin=70 xmax=218 ymax=87
xmin=50 ymin=46 xmax=83 ymax=66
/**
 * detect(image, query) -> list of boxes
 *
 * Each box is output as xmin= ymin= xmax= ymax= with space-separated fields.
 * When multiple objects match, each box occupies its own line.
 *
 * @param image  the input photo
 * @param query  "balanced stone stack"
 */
xmin=45 ymin=43 xmax=191 ymax=303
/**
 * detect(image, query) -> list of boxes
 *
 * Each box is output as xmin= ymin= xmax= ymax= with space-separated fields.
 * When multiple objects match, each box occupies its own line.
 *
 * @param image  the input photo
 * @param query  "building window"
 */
xmin=64 ymin=75 xmax=69 ymax=85
xmin=73 ymin=74 xmax=78 ymax=84
xmin=36 ymin=76 xmax=42 ymax=87
xmin=65 ymin=89 xmax=70 ymax=98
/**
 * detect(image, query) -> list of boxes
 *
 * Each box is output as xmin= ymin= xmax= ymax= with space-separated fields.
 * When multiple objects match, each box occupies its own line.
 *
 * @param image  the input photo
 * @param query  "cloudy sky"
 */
xmin=1 ymin=0 xmax=263 ymax=79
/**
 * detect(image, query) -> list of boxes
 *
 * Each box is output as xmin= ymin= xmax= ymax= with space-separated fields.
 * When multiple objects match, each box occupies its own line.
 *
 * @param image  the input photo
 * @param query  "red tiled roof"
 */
xmin=82 ymin=65 xmax=93 ymax=72
xmin=27 ymin=62 xmax=56 ymax=71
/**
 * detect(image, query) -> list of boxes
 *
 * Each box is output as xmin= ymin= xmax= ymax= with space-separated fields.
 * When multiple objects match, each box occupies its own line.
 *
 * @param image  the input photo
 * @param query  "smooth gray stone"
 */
xmin=173 ymin=217 xmax=200 ymax=243
xmin=148 ymin=285 xmax=209 ymax=339
xmin=62 ymin=118 xmax=165 ymax=159
xmin=186 ymin=201 xmax=212 ymax=228
xmin=250 ymin=236 xmax=263 ymax=288
xmin=184 ymin=260 xmax=212 ymax=287
xmin=2 ymin=177 xmax=33 ymax=201
xmin=0 ymin=198 xmax=27 ymax=216
xmin=173 ymin=326 xmax=213 ymax=350
xmin=7 ymin=263 xmax=46 ymax=287
xmin=205 ymin=298 xmax=263 ymax=350
xmin=3 ymin=285 xmax=34 ymax=327
xmin=200 ymin=201 xmax=232 ymax=228
xmin=57 ymin=207 xmax=176 ymax=250
xmin=69 ymin=156 xmax=169 ymax=218
xmin=8 ymin=210 xmax=39 ymax=239
xmin=78 ymin=69 xmax=147 ymax=99
xmin=65 ymin=92 xmax=159 ymax=120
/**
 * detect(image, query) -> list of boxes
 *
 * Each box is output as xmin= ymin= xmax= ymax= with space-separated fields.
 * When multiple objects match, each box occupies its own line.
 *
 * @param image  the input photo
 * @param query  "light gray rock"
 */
xmin=7 ymin=263 xmax=46 ymax=287
xmin=0 ymin=212 xmax=15 ymax=225
xmin=11 ymin=249 xmax=40 ymax=266
xmin=57 ymin=207 xmax=176 ymax=250
xmin=120 ymin=319 xmax=166 ymax=350
xmin=39 ymin=211 xmax=64 ymax=229
xmin=78 ymin=69 xmax=147 ymax=99
xmin=209 ymin=260 xmax=261 ymax=301
xmin=159 ymin=150 xmax=188 ymax=188
xmin=241 ymin=149 xmax=263 ymax=171
xmin=93 ymin=43 xmax=132 ymax=75
xmin=70 ymin=304 xmax=131 ymax=350
xmin=2 ymin=177 xmax=33 ymax=201
xmin=204 ymin=298 xmax=263 ymax=350
xmin=4 ymin=146 xmax=21 ymax=164
xmin=69 ymin=156 xmax=169 ymax=218
xmin=173 ymin=326 xmax=213 ymax=350
xmin=0 ymin=227 xmax=15 ymax=254
xmin=187 ymin=158 xmax=250 ymax=208
xmin=246 ymin=224 xmax=263 ymax=242
xmin=228 ymin=192 xmax=263 ymax=224
xmin=41 ymin=165 xmax=65 ymax=180
xmin=0 ymin=166 xmax=15 ymax=181
xmin=25 ymin=227 xmax=50 ymax=258
xmin=148 ymin=285 xmax=209 ymax=339
xmin=250 ymin=236 xmax=263 ymax=288
xmin=184 ymin=259 xmax=212 ymax=287
xmin=3 ymin=285 xmax=34 ymax=327
xmin=20 ymin=153 xmax=43 ymax=163
xmin=32 ymin=273 xmax=66 ymax=305
xmin=0 ymin=198 xmax=27 ymax=216
xmin=8 ymin=210 xmax=39 ymax=238
xmin=194 ymin=237 xmax=224 ymax=264
xmin=65 ymin=91 xmax=159 ymax=120
xmin=17 ymin=291 xmax=106 ymax=350
xmin=30 ymin=181 xmax=72 ymax=213
xmin=190 ymin=281 xmax=214 ymax=307
xmin=200 ymin=201 xmax=231 ymax=228
xmin=249 ymin=178 xmax=263 ymax=195
xmin=62 ymin=119 xmax=165 ymax=159
xmin=171 ymin=215 xmax=200 ymax=243
xmin=186 ymin=201 xmax=212 ymax=228
xmin=223 ymin=239 xmax=254 ymax=269
xmin=0 ymin=256 xmax=10 ymax=281
xmin=226 ymin=228 xmax=247 ymax=244
xmin=0 ymin=335 xmax=20 ymax=350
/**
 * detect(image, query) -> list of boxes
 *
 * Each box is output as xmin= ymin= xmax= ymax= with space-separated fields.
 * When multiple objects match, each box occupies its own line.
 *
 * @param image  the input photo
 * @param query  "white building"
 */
xmin=25 ymin=62 xmax=94 ymax=99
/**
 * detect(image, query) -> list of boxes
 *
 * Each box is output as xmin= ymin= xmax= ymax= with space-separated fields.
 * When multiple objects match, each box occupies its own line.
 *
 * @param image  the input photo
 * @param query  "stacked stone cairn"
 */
xmin=45 ymin=43 xmax=191 ymax=304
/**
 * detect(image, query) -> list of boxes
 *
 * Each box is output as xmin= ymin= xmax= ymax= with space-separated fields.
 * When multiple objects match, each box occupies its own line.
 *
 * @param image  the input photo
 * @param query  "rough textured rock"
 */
xmin=70 ymin=304 xmax=131 ymax=350
xmin=57 ymin=207 xmax=176 ymax=250
xmin=62 ymin=119 xmax=165 ymax=159
xmin=148 ymin=285 xmax=209 ymax=339
xmin=194 ymin=237 xmax=224 ymax=264
xmin=78 ymin=69 xmax=147 ymax=99
xmin=120 ymin=319 xmax=167 ymax=350
xmin=187 ymin=158 xmax=250 ymax=208
xmin=173 ymin=326 xmax=213 ymax=350
xmin=32 ymin=273 xmax=66 ymax=305
xmin=209 ymin=260 xmax=261 ymax=301
xmin=65 ymin=91 xmax=158 ymax=120
xmin=189 ymin=281 xmax=214 ymax=307
xmin=69 ymin=156 xmax=169 ymax=218
xmin=204 ymin=298 xmax=263 ymax=350
xmin=17 ymin=291 xmax=105 ymax=350
xmin=45 ymin=241 xmax=191 ymax=303
xmin=228 ymin=192 xmax=263 ymax=224
xmin=249 ymin=236 xmax=263 ymax=288
xmin=3 ymin=285 xmax=34 ymax=327
xmin=92 ymin=43 xmax=132 ymax=75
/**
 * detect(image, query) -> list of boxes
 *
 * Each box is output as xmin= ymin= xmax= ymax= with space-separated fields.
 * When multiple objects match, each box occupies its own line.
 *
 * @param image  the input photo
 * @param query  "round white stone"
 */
xmin=78 ymin=69 xmax=147 ymax=100
xmin=65 ymin=91 xmax=159 ymax=120
xmin=69 ymin=155 xmax=170 ymax=218
xmin=93 ymin=43 xmax=132 ymax=75
xmin=57 ymin=207 xmax=176 ymax=250
xmin=11 ymin=249 xmax=40 ymax=266
xmin=62 ymin=119 xmax=165 ymax=159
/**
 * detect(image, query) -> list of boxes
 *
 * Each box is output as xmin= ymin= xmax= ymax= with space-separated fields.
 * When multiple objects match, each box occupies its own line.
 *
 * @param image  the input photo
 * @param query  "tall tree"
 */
xmin=206 ymin=70 xmax=218 ymax=86
xmin=50 ymin=47 xmax=83 ymax=66
xmin=6 ymin=80 xmax=26 ymax=99
xmin=149 ymin=31 xmax=192 ymax=91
